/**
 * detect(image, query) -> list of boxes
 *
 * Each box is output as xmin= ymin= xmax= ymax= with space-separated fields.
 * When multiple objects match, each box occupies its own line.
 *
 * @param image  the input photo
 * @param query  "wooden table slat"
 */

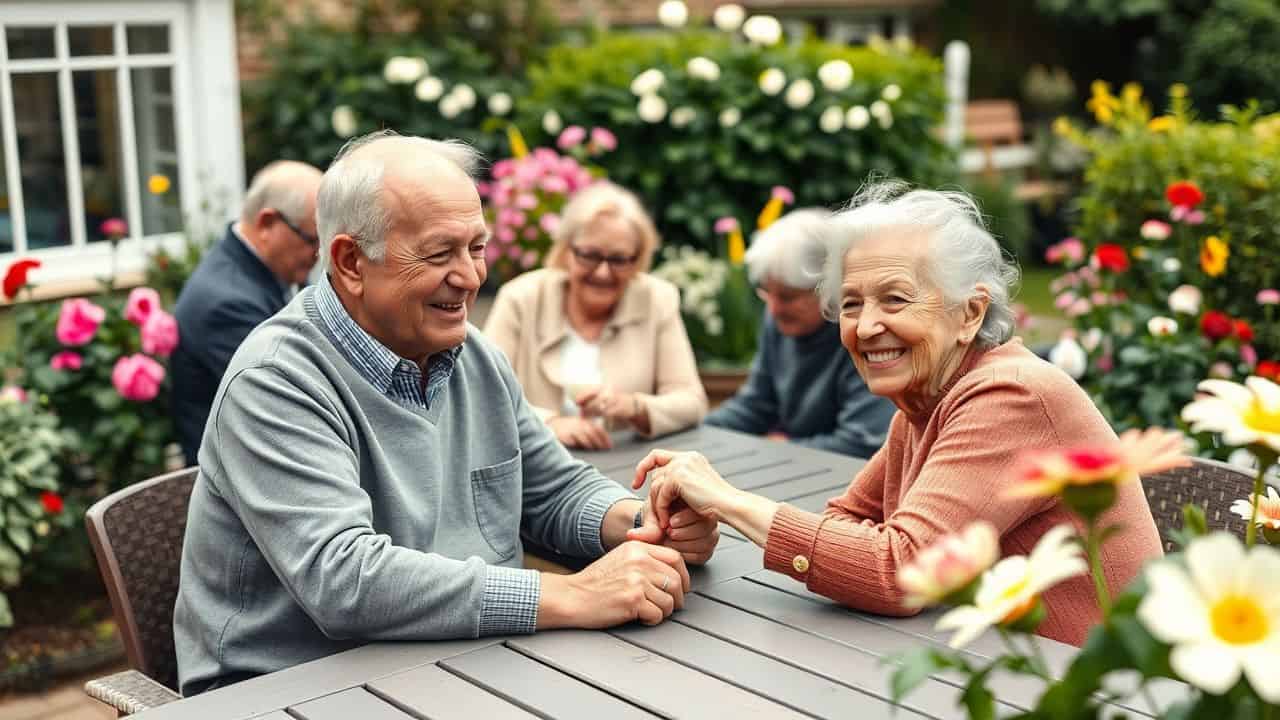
xmin=688 ymin=541 xmax=763 ymax=591
xmin=439 ymin=643 xmax=658 ymax=720
xmin=290 ymin=687 xmax=416 ymax=720
xmin=247 ymin=713 xmax=293 ymax=720
xmin=508 ymin=630 xmax=812 ymax=719
xmin=787 ymin=487 xmax=841 ymax=513
xmin=722 ymin=461 xmax=829 ymax=491
xmin=753 ymin=473 xmax=849 ymax=504
xmin=367 ymin=663 xmax=540 ymax=719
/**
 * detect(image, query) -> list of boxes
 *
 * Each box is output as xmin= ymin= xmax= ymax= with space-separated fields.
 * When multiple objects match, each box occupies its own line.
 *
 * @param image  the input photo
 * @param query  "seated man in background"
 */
xmin=170 ymin=160 xmax=324 ymax=466
xmin=173 ymin=131 xmax=718 ymax=696
xmin=705 ymin=207 xmax=895 ymax=458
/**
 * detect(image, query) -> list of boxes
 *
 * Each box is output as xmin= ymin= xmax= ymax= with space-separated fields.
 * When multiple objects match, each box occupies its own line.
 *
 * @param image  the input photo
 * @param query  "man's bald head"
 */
xmin=240 ymin=160 xmax=323 ymax=228
xmin=239 ymin=160 xmax=324 ymax=285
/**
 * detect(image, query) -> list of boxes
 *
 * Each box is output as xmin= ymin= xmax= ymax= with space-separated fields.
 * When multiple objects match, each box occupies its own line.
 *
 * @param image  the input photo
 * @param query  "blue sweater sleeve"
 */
xmin=791 ymin=356 xmax=896 ymax=458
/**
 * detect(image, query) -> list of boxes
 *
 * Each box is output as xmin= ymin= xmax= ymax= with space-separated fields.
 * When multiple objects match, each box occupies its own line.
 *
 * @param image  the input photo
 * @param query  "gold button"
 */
xmin=792 ymin=555 xmax=810 ymax=573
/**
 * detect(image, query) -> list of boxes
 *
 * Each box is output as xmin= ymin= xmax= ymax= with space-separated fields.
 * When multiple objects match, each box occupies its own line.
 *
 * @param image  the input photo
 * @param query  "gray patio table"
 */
xmin=135 ymin=425 xmax=1181 ymax=719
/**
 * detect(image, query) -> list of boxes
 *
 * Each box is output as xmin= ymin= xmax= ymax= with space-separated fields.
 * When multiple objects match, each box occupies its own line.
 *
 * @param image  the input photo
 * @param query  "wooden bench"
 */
xmin=960 ymin=99 xmax=1066 ymax=201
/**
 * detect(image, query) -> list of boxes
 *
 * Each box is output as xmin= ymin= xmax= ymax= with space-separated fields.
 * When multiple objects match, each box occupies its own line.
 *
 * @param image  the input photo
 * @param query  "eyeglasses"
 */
xmin=569 ymin=245 xmax=639 ymax=272
xmin=755 ymin=286 xmax=811 ymax=306
xmin=273 ymin=209 xmax=318 ymax=247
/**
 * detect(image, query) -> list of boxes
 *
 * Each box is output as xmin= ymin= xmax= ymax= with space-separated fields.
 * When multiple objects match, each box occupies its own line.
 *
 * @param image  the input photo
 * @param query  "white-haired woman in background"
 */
xmin=706 ymin=207 xmax=895 ymax=457
xmin=484 ymin=181 xmax=707 ymax=450
xmin=630 ymin=182 xmax=1162 ymax=646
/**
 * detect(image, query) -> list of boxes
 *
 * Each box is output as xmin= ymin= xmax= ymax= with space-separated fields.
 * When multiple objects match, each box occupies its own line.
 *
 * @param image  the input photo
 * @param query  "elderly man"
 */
xmin=171 ymin=160 xmax=324 ymax=466
xmin=172 ymin=131 xmax=718 ymax=696
xmin=705 ymin=208 xmax=895 ymax=457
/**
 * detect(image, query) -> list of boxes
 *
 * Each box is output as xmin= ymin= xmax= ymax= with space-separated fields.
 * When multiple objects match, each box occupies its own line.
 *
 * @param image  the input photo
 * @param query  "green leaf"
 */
xmin=1182 ymin=504 xmax=1208 ymax=538
xmin=0 ymin=593 xmax=11 ymax=628
xmin=6 ymin=526 xmax=32 ymax=554
xmin=887 ymin=646 xmax=954 ymax=701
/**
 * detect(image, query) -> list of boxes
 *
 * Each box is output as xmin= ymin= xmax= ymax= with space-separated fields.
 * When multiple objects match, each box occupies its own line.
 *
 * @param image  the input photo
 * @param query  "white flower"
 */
xmin=1168 ymin=284 xmax=1203 ymax=315
xmin=637 ymin=94 xmax=668 ymax=123
xmin=1049 ymin=336 xmax=1087 ymax=379
xmin=383 ymin=56 xmax=427 ymax=85
xmin=686 ymin=56 xmax=721 ymax=82
xmin=1147 ymin=316 xmax=1179 ymax=337
xmin=819 ymin=106 xmax=844 ymax=133
xmin=1163 ymin=257 xmax=1182 ymax=273
xmin=719 ymin=107 xmax=742 ymax=128
xmin=415 ymin=76 xmax=445 ymax=102
xmin=670 ymin=106 xmax=696 ymax=128
xmin=705 ymin=315 xmax=724 ymax=336
xmin=713 ymin=4 xmax=746 ymax=32
xmin=742 ymin=15 xmax=783 ymax=46
xmin=1081 ymin=327 xmax=1104 ymax=352
xmin=871 ymin=99 xmax=892 ymax=118
xmin=487 ymin=92 xmax=513 ymax=116
xmin=882 ymin=83 xmax=902 ymax=101
xmin=817 ymin=59 xmax=853 ymax=91
xmin=630 ymin=68 xmax=666 ymax=96
xmin=845 ymin=105 xmax=870 ymax=129
xmin=758 ymin=68 xmax=787 ymax=96
xmin=450 ymin=83 xmax=476 ymax=110
xmin=784 ymin=78 xmax=815 ymax=109
xmin=1230 ymin=485 xmax=1280 ymax=531
xmin=658 ymin=0 xmax=688 ymax=28
xmin=439 ymin=95 xmax=462 ymax=119
xmin=331 ymin=105 xmax=357 ymax=138
xmin=1137 ymin=533 xmax=1280 ymax=702
xmin=935 ymin=525 xmax=1087 ymax=648
xmin=542 ymin=110 xmax=563 ymax=134
xmin=1182 ymin=377 xmax=1280 ymax=453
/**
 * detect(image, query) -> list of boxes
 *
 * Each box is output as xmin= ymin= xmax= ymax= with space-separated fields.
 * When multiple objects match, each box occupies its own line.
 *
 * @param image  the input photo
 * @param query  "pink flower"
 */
xmin=714 ymin=216 xmax=740 ymax=234
xmin=539 ymin=175 xmax=569 ymax=194
xmin=1096 ymin=353 xmax=1114 ymax=372
xmin=1209 ymin=361 xmax=1234 ymax=379
xmin=1049 ymin=272 xmax=1077 ymax=294
xmin=476 ymin=181 xmax=491 ymax=198
xmin=539 ymin=213 xmax=561 ymax=235
xmin=496 ymin=226 xmax=516 ymax=244
xmin=0 ymin=386 xmax=27 ymax=404
xmin=589 ymin=127 xmax=617 ymax=152
xmin=55 ymin=298 xmax=106 ymax=346
xmin=141 ymin=310 xmax=179 ymax=357
xmin=770 ymin=186 xmax=795 ymax=204
xmin=898 ymin=521 xmax=999 ymax=608
xmin=50 ymin=351 xmax=83 ymax=371
xmin=99 ymin=217 xmax=127 ymax=238
xmin=570 ymin=168 xmax=595 ymax=191
xmin=1053 ymin=291 xmax=1078 ymax=310
xmin=1076 ymin=265 xmax=1099 ymax=288
xmin=1258 ymin=289 xmax=1280 ymax=305
xmin=111 ymin=354 xmax=165 ymax=402
xmin=1006 ymin=428 xmax=1189 ymax=500
xmin=556 ymin=125 xmax=586 ymax=150
xmin=1241 ymin=344 xmax=1259 ymax=369
xmin=1045 ymin=237 xmax=1085 ymax=265
xmin=1170 ymin=205 xmax=1205 ymax=224
xmin=484 ymin=244 xmax=502 ymax=263
xmin=1067 ymin=298 xmax=1092 ymax=317
xmin=124 ymin=286 xmax=161 ymax=326
xmin=520 ymin=251 xmax=539 ymax=269
xmin=1139 ymin=220 xmax=1172 ymax=241
xmin=506 ymin=244 xmax=524 ymax=259
xmin=522 ymin=226 xmax=539 ymax=240
xmin=1089 ymin=291 xmax=1110 ymax=307
xmin=515 ymin=193 xmax=538 ymax=210
xmin=492 ymin=159 xmax=515 ymax=179
xmin=532 ymin=147 xmax=558 ymax=166
xmin=499 ymin=209 xmax=526 ymax=228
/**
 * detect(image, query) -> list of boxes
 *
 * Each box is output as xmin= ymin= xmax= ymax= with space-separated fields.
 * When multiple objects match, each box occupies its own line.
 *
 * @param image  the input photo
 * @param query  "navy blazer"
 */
xmin=171 ymin=225 xmax=289 ymax=466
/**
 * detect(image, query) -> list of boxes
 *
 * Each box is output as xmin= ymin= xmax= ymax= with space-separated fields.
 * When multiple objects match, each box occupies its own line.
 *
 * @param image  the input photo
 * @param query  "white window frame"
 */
xmin=0 ymin=0 xmax=243 ymax=289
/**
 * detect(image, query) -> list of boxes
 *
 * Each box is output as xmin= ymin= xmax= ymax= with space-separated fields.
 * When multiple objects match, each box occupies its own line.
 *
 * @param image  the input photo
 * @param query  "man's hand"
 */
xmin=627 ymin=499 xmax=718 ymax=566
xmin=537 ymin=541 xmax=690 ymax=629
xmin=547 ymin=415 xmax=613 ymax=450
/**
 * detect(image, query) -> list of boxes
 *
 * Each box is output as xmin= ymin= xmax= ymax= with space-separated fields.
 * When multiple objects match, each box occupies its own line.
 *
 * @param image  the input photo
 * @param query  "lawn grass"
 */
xmin=1016 ymin=265 xmax=1067 ymax=348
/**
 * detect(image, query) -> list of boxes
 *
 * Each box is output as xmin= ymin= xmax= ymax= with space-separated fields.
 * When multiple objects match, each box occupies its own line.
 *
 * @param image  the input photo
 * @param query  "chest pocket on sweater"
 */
xmin=470 ymin=451 xmax=522 ymax=561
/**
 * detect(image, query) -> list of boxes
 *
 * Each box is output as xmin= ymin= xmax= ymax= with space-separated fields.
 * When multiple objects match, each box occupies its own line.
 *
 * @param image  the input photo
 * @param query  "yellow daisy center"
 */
xmin=1243 ymin=401 xmax=1280 ymax=435
xmin=1210 ymin=595 xmax=1269 ymax=645
xmin=995 ymin=577 xmax=1036 ymax=623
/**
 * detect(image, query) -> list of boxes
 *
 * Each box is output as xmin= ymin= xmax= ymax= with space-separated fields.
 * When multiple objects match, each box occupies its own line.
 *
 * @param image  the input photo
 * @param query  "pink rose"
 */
xmin=141 ymin=310 xmax=179 ymax=357
xmin=1139 ymin=220 xmax=1171 ymax=241
xmin=112 ymin=354 xmax=165 ymax=402
xmin=55 ymin=298 xmax=106 ymax=346
xmin=492 ymin=159 xmax=515 ymax=179
xmin=1258 ymin=289 xmax=1280 ymax=305
xmin=50 ymin=351 xmax=83 ymax=371
xmin=556 ymin=125 xmax=586 ymax=150
xmin=0 ymin=386 xmax=27 ymax=404
xmin=538 ymin=213 xmax=560 ymax=235
xmin=539 ymin=175 xmax=569 ymax=194
xmin=589 ymin=127 xmax=617 ymax=152
xmin=124 ymin=286 xmax=161 ymax=326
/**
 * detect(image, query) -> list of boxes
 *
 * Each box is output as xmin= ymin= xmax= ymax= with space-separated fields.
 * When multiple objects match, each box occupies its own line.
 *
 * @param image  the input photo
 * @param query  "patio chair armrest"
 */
xmin=85 ymin=669 xmax=181 ymax=715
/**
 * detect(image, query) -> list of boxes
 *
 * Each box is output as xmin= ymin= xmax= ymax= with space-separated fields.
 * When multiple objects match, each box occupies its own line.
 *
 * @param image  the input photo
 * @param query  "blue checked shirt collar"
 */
xmin=315 ymin=274 xmax=461 ymax=409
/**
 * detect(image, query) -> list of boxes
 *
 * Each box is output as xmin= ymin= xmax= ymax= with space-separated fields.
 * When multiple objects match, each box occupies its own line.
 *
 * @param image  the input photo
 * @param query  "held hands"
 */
xmin=631 ymin=450 xmax=739 ymax=527
xmin=576 ymin=386 xmax=642 ymax=427
xmin=627 ymin=498 xmax=719 ymax=566
xmin=547 ymin=415 xmax=613 ymax=450
xmin=538 ymin=541 xmax=690 ymax=629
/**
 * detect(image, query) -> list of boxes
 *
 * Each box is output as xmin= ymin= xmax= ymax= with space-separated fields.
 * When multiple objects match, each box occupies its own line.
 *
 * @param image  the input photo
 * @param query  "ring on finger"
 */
xmin=660 ymin=575 xmax=670 ymax=592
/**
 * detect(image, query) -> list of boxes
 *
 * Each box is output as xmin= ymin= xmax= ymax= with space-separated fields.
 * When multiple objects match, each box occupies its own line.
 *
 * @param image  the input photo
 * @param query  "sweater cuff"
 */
xmin=763 ymin=504 xmax=824 ymax=583
xmin=577 ymin=486 xmax=634 ymax=556
xmin=479 ymin=565 xmax=540 ymax=636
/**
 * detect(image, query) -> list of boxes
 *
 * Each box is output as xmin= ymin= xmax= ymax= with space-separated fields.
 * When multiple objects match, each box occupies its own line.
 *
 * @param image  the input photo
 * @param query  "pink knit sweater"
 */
xmin=763 ymin=340 xmax=1163 ymax=646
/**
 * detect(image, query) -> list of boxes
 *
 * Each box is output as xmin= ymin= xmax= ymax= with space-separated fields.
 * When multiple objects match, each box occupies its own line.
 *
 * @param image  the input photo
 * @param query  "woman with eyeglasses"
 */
xmin=483 ymin=181 xmax=707 ymax=450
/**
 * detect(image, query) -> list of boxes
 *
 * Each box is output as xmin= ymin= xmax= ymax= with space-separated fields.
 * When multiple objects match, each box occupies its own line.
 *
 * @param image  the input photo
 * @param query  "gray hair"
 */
xmin=744 ymin=207 xmax=832 ymax=289
xmin=545 ymin=181 xmax=661 ymax=272
xmin=240 ymin=160 xmax=321 ymax=225
xmin=316 ymin=129 xmax=483 ymax=270
xmin=816 ymin=180 xmax=1021 ymax=348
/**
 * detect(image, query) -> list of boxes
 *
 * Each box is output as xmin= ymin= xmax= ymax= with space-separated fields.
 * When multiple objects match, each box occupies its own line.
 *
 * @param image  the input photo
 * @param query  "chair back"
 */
xmin=1143 ymin=457 xmax=1253 ymax=552
xmin=85 ymin=467 xmax=198 ymax=691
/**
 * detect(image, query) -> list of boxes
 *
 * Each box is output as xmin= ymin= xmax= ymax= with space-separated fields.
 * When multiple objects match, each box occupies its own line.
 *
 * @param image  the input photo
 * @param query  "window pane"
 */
xmin=12 ymin=73 xmax=70 ymax=250
xmin=69 ymin=26 xmax=114 ymax=57
xmin=131 ymin=66 xmax=182 ymax=234
xmin=126 ymin=24 xmax=168 ymax=54
xmin=0 ymin=131 xmax=11 ymax=254
xmin=6 ymin=27 xmax=56 ymax=60
xmin=74 ymin=70 xmax=126 ymax=243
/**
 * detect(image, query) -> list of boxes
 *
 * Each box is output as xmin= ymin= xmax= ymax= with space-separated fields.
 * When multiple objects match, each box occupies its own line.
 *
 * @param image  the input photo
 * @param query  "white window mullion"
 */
xmin=169 ymin=10 xmax=198 ymax=231
xmin=55 ymin=23 xmax=87 ymax=248
xmin=114 ymin=21 xmax=142 ymax=242
xmin=0 ymin=26 xmax=30 ymax=253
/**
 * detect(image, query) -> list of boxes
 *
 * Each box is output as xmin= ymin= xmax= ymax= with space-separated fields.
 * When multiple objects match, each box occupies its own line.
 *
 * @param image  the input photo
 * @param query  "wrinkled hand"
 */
xmin=632 ymin=450 xmax=739 ymax=528
xmin=766 ymin=431 xmax=789 ymax=441
xmin=538 ymin=541 xmax=690 ymax=629
xmin=576 ymin=386 xmax=640 ymax=425
xmin=627 ymin=498 xmax=719 ymax=566
xmin=548 ymin=415 xmax=612 ymax=450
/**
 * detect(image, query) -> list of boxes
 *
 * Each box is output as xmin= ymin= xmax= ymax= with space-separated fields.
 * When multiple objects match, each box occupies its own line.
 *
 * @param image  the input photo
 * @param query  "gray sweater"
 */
xmin=173 ymin=287 xmax=632 ymax=695
xmin=705 ymin=316 xmax=895 ymax=457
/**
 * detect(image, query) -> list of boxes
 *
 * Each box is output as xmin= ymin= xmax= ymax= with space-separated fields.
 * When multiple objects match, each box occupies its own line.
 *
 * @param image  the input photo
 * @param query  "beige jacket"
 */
xmin=482 ymin=268 xmax=707 ymax=437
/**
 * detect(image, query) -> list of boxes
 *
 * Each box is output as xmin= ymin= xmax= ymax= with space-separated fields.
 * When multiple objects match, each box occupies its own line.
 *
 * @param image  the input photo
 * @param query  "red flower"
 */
xmin=1165 ymin=181 xmax=1204 ymax=208
xmin=1234 ymin=319 xmax=1255 ymax=344
xmin=40 ymin=491 xmax=64 ymax=515
xmin=1258 ymin=360 xmax=1280 ymax=381
xmin=1200 ymin=310 xmax=1233 ymax=341
xmin=1093 ymin=244 xmax=1129 ymax=272
xmin=3 ymin=258 xmax=41 ymax=299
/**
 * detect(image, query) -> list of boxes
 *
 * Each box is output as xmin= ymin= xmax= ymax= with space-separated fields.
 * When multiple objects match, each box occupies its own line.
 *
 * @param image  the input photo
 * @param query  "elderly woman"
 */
xmin=484 ymin=181 xmax=707 ymax=450
xmin=706 ymin=207 xmax=895 ymax=457
xmin=631 ymin=183 xmax=1162 ymax=646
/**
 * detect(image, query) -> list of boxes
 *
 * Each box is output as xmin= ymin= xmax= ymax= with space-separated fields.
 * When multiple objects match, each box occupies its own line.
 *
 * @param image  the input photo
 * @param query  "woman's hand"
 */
xmin=633 ymin=449 xmax=781 ymax=547
xmin=577 ymin=386 xmax=644 ymax=427
xmin=547 ymin=416 xmax=613 ymax=450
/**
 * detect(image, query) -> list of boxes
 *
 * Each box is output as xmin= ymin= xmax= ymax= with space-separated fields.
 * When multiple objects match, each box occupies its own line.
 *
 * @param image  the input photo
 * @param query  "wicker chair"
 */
xmin=1143 ymin=457 xmax=1254 ymax=552
xmin=82 ymin=467 xmax=198 ymax=714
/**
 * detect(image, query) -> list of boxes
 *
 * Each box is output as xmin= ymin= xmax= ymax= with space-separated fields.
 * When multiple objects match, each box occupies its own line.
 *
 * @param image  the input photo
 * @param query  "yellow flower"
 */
xmin=1170 ymin=83 xmax=1189 ymax=99
xmin=1148 ymin=115 xmax=1176 ymax=132
xmin=727 ymin=228 xmax=745 ymax=265
xmin=1200 ymin=236 xmax=1229 ymax=277
xmin=1052 ymin=116 xmax=1073 ymax=137
xmin=148 ymin=174 xmax=171 ymax=195
xmin=1121 ymin=82 xmax=1143 ymax=105
xmin=506 ymin=124 xmax=528 ymax=159
xmin=1087 ymin=80 xmax=1119 ymax=124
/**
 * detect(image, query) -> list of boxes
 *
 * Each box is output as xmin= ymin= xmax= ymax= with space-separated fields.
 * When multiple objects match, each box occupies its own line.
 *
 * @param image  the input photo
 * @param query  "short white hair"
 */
xmin=316 ymin=129 xmax=483 ymax=270
xmin=744 ymin=207 xmax=832 ymax=289
xmin=240 ymin=160 xmax=321 ymax=225
xmin=816 ymin=180 xmax=1021 ymax=348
